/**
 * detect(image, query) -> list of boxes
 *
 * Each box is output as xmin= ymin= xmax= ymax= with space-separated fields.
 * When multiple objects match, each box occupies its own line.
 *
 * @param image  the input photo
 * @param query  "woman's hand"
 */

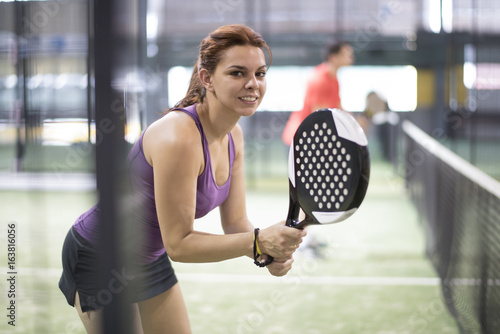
xmin=263 ymin=254 xmax=294 ymax=277
xmin=257 ymin=221 xmax=307 ymax=259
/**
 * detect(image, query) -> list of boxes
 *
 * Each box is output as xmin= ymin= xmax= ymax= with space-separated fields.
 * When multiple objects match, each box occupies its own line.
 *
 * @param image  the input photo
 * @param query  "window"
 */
xmin=167 ymin=65 xmax=418 ymax=112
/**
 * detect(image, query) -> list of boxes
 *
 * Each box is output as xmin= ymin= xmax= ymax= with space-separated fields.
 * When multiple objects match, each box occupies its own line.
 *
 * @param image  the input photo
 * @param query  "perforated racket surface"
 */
xmin=259 ymin=109 xmax=369 ymax=266
xmin=285 ymin=108 xmax=370 ymax=228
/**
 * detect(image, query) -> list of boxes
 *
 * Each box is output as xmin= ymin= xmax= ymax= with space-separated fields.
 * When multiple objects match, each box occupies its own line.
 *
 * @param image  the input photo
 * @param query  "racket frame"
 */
xmin=286 ymin=108 xmax=370 ymax=228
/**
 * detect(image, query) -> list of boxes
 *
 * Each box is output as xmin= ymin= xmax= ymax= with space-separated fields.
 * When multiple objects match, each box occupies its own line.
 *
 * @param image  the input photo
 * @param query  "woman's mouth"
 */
xmin=239 ymin=96 xmax=258 ymax=103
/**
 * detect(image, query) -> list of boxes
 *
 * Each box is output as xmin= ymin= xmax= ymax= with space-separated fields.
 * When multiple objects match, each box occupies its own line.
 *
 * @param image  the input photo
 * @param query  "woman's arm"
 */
xmin=145 ymin=114 xmax=304 ymax=267
xmin=144 ymin=113 xmax=256 ymax=263
xmin=219 ymin=124 xmax=252 ymax=234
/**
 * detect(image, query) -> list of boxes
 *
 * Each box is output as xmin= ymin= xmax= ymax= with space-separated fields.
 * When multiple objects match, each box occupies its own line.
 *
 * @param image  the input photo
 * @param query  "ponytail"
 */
xmin=172 ymin=58 xmax=206 ymax=109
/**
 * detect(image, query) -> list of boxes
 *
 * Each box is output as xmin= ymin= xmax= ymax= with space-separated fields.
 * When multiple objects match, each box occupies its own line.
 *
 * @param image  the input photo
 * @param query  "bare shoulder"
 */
xmin=143 ymin=111 xmax=202 ymax=166
xmin=230 ymin=123 xmax=244 ymax=152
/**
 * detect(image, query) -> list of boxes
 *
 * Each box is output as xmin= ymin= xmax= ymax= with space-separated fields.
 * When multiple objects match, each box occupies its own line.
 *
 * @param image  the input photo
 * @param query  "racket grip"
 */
xmin=261 ymin=218 xmax=302 ymax=266
xmin=256 ymin=254 xmax=274 ymax=267
xmin=262 ymin=197 xmax=301 ymax=266
xmin=286 ymin=218 xmax=300 ymax=228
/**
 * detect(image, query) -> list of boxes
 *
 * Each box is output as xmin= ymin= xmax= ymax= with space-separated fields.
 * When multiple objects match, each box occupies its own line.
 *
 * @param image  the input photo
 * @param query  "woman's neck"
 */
xmin=196 ymin=101 xmax=239 ymax=142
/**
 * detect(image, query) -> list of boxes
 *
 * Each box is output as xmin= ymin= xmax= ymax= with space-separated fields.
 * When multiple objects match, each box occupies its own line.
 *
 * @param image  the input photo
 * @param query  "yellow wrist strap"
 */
xmin=253 ymin=228 xmax=271 ymax=267
xmin=253 ymin=229 xmax=262 ymax=255
xmin=256 ymin=237 xmax=262 ymax=255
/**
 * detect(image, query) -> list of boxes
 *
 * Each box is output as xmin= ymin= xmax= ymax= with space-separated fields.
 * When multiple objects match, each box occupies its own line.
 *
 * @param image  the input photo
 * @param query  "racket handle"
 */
xmin=256 ymin=254 xmax=274 ymax=267
xmin=261 ymin=217 xmax=303 ymax=267
xmin=262 ymin=197 xmax=302 ymax=266
xmin=286 ymin=217 xmax=300 ymax=228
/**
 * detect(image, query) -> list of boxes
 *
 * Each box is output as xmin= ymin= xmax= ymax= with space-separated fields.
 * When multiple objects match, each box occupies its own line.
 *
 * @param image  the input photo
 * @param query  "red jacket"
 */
xmin=282 ymin=63 xmax=341 ymax=146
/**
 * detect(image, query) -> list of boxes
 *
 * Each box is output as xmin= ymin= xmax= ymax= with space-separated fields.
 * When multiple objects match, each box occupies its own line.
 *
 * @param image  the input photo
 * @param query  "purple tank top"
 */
xmin=73 ymin=104 xmax=235 ymax=263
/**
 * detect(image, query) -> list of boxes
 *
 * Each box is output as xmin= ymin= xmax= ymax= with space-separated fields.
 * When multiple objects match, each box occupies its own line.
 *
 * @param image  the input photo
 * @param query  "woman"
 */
xmin=59 ymin=24 xmax=307 ymax=333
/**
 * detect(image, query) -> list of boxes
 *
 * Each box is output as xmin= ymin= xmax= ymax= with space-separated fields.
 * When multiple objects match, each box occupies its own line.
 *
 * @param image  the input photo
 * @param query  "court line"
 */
xmin=0 ymin=172 xmax=95 ymax=191
xmin=177 ymin=273 xmax=441 ymax=286
xmin=4 ymin=267 xmax=440 ymax=286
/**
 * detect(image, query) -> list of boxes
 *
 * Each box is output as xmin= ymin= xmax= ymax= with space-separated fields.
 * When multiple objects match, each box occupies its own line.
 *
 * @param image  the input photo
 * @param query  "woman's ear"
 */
xmin=199 ymin=69 xmax=214 ymax=92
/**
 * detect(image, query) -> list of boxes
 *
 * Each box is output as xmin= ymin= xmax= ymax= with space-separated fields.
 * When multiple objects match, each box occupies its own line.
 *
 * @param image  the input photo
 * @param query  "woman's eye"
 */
xmin=257 ymin=71 xmax=267 ymax=77
xmin=231 ymin=71 xmax=243 ymax=77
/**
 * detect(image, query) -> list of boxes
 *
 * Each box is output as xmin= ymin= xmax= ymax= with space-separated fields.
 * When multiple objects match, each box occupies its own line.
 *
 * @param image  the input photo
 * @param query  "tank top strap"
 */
xmin=173 ymin=104 xmax=211 ymax=170
xmin=173 ymin=105 xmax=204 ymax=134
xmin=174 ymin=104 xmax=235 ymax=187
xmin=228 ymin=132 xmax=235 ymax=169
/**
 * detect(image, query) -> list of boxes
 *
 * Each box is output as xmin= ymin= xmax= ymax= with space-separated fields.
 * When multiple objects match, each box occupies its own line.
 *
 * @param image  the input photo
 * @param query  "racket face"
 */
xmin=287 ymin=108 xmax=370 ymax=227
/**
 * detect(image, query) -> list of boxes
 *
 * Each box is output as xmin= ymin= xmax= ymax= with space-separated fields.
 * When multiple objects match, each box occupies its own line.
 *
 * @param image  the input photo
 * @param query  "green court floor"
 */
xmin=0 ymin=161 xmax=459 ymax=333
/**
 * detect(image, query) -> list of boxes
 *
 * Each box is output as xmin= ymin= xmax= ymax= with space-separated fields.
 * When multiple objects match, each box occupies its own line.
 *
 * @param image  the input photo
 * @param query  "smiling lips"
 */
xmin=239 ymin=96 xmax=258 ymax=102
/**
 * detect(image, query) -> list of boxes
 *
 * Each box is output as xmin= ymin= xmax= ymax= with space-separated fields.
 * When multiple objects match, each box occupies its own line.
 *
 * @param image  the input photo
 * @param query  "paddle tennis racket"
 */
xmin=263 ymin=108 xmax=370 ymax=265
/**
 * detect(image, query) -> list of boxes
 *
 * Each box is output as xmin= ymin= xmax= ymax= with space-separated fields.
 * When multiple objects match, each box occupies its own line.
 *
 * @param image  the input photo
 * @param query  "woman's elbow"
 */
xmin=164 ymin=243 xmax=183 ymax=262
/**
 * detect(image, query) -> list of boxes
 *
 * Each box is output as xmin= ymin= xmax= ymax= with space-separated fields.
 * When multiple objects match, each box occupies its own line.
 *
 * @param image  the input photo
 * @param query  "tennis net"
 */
xmin=403 ymin=120 xmax=500 ymax=334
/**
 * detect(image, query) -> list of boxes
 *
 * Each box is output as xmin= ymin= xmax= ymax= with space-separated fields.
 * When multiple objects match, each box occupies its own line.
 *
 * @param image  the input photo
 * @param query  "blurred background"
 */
xmin=1 ymin=0 xmax=499 ymax=180
xmin=0 ymin=0 xmax=499 ymax=333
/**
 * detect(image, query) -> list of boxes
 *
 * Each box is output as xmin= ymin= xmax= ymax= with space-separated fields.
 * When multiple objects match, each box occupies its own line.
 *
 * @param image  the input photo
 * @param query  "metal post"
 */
xmin=93 ymin=0 xmax=134 ymax=332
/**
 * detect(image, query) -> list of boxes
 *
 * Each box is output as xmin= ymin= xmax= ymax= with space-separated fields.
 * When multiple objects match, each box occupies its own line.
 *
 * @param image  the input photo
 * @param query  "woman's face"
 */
xmin=205 ymin=45 xmax=267 ymax=117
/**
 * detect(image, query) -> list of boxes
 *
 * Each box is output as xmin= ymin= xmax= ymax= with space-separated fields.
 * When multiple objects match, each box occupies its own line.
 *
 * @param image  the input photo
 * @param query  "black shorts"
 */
xmin=59 ymin=226 xmax=177 ymax=312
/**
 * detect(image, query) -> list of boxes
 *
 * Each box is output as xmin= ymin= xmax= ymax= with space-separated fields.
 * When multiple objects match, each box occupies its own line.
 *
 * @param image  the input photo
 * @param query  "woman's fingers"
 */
xmin=265 ymin=255 xmax=294 ymax=277
xmin=258 ymin=222 xmax=307 ymax=258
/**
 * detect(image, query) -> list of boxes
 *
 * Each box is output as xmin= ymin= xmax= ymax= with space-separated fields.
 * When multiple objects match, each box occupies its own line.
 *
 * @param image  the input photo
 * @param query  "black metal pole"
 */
xmin=93 ymin=0 xmax=133 ymax=332
xmin=87 ymin=0 xmax=94 ymax=144
xmin=14 ymin=1 xmax=25 ymax=172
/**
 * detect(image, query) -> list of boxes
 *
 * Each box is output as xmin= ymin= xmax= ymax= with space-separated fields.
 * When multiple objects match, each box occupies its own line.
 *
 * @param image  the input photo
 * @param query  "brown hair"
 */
xmin=323 ymin=40 xmax=350 ymax=61
xmin=170 ymin=24 xmax=272 ymax=110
